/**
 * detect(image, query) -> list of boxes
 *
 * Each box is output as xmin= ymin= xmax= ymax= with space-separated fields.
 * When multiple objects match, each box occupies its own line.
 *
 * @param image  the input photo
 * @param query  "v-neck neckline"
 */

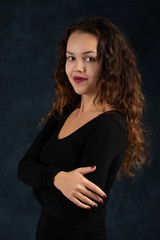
xmin=56 ymin=110 xmax=123 ymax=141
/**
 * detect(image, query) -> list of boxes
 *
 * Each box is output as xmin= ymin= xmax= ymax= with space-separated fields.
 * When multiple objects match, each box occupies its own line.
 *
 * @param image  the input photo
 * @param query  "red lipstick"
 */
xmin=73 ymin=76 xmax=87 ymax=83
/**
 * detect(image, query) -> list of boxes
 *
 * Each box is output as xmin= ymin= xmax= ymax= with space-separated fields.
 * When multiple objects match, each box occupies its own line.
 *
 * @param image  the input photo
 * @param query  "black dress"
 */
xmin=17 ymin=108 xmax=128 ymax=240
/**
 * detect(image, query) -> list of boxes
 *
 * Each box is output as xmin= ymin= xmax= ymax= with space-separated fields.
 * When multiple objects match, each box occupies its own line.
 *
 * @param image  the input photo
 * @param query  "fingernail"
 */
xmin=94 ymin=204 xmax=98 ymax=207
xmin=103 ymin=194 xmax=107 ymax=198
xmin=99 ymin=200 xmax=104 ymax=203
xmin=87 ymin=206 xmax=91 ymax=209
xmin=91 ymin=166 xmax=96 ymax=168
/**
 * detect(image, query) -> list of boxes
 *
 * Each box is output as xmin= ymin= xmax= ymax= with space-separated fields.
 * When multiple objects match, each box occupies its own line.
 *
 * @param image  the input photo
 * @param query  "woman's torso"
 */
xmin=39 ymin=108 xmax=127 ymax=193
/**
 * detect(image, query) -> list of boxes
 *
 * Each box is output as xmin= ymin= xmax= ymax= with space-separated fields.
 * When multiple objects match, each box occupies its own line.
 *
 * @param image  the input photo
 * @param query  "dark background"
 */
xmin=0 ymin=0 xmax=160 ymax=239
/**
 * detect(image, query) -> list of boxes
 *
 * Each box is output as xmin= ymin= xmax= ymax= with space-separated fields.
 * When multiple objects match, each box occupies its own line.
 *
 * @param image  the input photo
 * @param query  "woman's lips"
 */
xmin=73 ymin=76 xmax=87 ymax=83
xmin=74 ymin=79 xmax=87 ymax=83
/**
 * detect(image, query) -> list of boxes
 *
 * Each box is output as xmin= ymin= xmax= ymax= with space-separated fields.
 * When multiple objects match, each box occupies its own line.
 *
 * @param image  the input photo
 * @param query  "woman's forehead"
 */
xmin=66 ymin=31 xmax=98 ymax=53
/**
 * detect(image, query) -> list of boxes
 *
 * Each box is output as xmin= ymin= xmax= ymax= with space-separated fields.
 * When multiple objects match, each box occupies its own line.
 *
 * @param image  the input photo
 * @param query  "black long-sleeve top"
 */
xmin=17 ymin=108 xmax=128 ymax=225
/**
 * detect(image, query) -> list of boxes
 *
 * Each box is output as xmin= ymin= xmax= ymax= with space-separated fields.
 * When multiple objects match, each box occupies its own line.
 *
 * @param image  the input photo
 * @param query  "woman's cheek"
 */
xmin=65 ymin=62 xmax=71 ymax=76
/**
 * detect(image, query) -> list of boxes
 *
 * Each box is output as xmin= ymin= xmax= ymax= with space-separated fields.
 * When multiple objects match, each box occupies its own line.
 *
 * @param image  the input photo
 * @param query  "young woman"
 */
xmin=17 ymin=17 xmax=151 ymax=240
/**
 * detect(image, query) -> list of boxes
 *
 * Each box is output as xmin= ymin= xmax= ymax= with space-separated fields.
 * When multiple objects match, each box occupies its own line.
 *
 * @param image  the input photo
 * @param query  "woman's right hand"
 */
xmin=53 ymin=166 xmax=107 ymax=209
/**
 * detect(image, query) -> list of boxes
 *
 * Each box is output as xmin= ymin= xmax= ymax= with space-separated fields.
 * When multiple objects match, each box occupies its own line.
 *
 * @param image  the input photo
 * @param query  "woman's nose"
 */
xmin=74 ymin=60 xmax=85 ymax=71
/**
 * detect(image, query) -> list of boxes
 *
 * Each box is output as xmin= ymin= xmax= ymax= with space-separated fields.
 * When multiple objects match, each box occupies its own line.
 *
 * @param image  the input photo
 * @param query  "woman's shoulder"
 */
xmin=98 ymin=110 xmax=126 ymax=123
xmin=94 ymin=110 xmax=128 ymax=133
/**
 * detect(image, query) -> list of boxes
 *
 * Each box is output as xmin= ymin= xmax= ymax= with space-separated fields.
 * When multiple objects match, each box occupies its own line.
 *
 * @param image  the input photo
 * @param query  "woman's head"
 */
xmin=54 ymin=17 xmax=141 ymax=114
xmin=65 ymin=30 xmax=102 ymax=100
xmin=40 ymin=17 xmax=152 ymax=182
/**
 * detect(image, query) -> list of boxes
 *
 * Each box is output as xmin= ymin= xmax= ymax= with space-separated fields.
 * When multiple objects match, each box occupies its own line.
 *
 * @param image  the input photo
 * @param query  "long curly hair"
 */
xmin=38 ymin=16 xmax=152 ymax=182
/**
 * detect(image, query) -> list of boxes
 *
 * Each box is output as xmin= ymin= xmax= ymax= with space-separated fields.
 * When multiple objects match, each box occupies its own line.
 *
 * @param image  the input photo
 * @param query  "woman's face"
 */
xmin=65 ymin=31 xmax=101 ymax=96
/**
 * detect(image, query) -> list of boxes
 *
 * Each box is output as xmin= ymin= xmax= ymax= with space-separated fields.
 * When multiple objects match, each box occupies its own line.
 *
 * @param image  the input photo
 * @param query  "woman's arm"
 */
xmin=17 ymin=111 xmax=64 ymax=191
xmin=39 ymin=117 xmax=123 ymax=224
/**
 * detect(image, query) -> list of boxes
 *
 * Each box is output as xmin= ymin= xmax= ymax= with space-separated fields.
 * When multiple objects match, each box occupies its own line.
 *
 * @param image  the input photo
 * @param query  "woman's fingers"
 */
xmin=56 ymin=169 xmax=107 ymax=210
xmin=73 ymin=167 xmax=107 ymax=199
xmin=82 ymin=187 xmax=103 ymax=203
xmin=70 ymin=196 xmax=92 ymax=209
xmin=71 ymin=187 xmax=101 ymax=209
xmin=77 ymin=192 xmax=99 ymax=208
xmin=78 ymin=166 xmax=106 ymax=199
xmin=83 ymin=177 xmax=107 ymax=199
xmin=71 ymin=191 xmax=98 ymax=209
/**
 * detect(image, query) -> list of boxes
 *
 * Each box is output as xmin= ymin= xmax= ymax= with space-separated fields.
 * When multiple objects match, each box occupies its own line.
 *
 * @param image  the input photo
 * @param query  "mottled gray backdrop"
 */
xmin=0 ymin=0 xmax=159 ymax=239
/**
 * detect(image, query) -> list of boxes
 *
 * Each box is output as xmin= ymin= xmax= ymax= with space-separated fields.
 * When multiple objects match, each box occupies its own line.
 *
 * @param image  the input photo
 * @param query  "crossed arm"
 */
xmin=17 ymin=113 xmax=122 ymax=225
xmin=17 ymin=113 xmax=64 ymax=191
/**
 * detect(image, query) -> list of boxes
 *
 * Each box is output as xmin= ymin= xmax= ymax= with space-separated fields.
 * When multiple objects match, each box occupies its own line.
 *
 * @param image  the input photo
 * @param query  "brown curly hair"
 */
xmin=38 ymin=16 xmax=152 ymax=182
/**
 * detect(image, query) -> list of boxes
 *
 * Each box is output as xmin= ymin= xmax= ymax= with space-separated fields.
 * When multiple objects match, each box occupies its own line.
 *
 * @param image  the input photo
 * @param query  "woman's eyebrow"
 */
xmin=66 ymin=51 xmax=97 ymax=55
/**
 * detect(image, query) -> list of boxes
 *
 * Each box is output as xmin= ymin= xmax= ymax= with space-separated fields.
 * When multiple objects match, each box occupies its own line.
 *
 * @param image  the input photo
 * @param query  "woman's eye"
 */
xmin=85 ymin=57 xmax=96 ymax=62
xmin=66 ymin=56 xmax=96 ymax=62
xmin=66 ymin=56 xmax=75 ymax=61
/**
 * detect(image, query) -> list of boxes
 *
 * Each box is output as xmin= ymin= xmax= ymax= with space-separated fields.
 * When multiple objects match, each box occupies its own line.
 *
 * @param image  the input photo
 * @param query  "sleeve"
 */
xmin=39 ymin=117 xmax=122 ymax=224
xmin=17 ymin=111 xmax=64 ymax=191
